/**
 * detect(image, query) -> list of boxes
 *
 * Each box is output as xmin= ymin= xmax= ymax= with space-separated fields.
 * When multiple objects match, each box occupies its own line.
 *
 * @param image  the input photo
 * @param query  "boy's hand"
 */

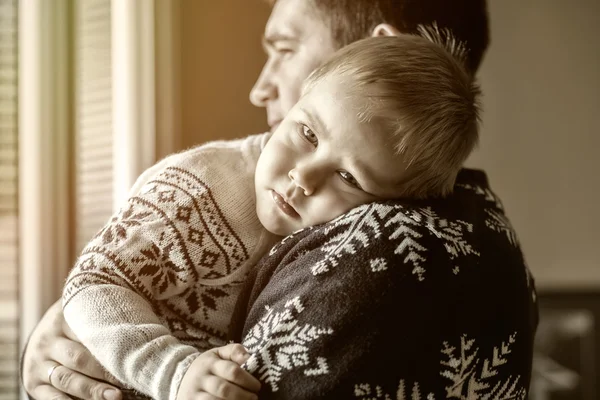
xmin=177 ymin=343 xmax=260 ymax=400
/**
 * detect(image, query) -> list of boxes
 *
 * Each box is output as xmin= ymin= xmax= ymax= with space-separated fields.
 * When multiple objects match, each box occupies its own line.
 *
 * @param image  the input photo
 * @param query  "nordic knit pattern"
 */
xmin=62 ymin=133 xmax=277 ymax=400
xmin=231 ymin=169 xmax=538 ymax=400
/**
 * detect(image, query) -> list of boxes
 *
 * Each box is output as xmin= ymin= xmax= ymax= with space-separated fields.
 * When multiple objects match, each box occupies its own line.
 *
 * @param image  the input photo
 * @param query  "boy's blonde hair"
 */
xmin=303 ymin=28 xmax=481 ymax=199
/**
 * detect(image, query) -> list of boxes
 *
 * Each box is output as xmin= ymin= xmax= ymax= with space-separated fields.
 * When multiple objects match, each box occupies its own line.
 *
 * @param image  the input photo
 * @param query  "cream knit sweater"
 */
xmin=63 ymin=133 xmax=277 ymax=400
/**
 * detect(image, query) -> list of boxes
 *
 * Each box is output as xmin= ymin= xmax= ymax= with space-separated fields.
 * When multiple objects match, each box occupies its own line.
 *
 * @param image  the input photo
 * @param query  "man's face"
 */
xmin=250 ymin=0 xmax=338 ymax=132
xmin=254 ymin=76 xmax=407 ymax=236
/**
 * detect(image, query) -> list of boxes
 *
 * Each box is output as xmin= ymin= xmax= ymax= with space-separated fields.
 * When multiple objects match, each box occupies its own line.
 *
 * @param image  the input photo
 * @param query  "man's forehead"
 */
xmin=265 ymin=0 xmax=317 ymax=39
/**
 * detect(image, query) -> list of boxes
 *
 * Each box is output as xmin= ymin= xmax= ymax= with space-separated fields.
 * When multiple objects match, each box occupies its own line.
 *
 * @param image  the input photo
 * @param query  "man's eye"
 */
xmin=301 ymin=125 xmax=318 ymax=146
xmin=274 ymin=46 xmax=294 ymax=56
xmin=338 ymin=171 xmax=361 ymax=189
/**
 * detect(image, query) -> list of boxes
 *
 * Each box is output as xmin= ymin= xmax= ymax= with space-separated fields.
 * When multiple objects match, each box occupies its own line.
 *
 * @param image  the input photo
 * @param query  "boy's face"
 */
xmin=249 ymin=0 xmax=338 ymax=132
xmin=255 ymin=76 xmax=407 ymax=236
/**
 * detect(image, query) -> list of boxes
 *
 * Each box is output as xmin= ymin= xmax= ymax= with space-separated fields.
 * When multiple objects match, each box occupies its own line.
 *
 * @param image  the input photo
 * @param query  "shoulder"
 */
xmin=252 ymin=167 xmax=537 ymax=324
xmin=239 ymin=169 xmax=537 ymax=398
xmin=128 ymin=133 xmax=270 ymax=197
xmin=163 ymin=132 xmax=270 ymax=170
xmin=306 ymin=168 xmax=527 ymax=282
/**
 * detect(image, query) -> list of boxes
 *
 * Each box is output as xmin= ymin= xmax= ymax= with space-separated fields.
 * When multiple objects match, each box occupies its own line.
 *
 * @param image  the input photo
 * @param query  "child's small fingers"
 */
xmin=210 ymin=359 xmax=261 ymax=392
xmin=200 ymin=376 xmax=258 ymax=400
xmin=215 ymin=343 xmax=251 ymax=365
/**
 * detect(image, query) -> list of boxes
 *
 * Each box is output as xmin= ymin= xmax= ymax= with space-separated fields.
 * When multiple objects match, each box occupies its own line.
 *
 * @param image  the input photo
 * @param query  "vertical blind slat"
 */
xmin=74 ymin=0 xmax=113 ymax=252
xmin=0 ymin=0 xmax=18 ymax=398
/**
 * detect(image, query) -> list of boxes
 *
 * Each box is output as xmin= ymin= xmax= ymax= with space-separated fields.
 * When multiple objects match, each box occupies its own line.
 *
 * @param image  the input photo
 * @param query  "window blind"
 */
xmin=0 ymin=0 xmax=18 ymax=398
xmin=74 ymin=0 xmax=113 ymax=252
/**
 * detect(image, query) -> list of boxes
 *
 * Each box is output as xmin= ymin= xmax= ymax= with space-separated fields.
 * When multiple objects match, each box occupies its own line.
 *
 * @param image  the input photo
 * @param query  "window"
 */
xmin=12 ymin=1 xmax=171 ymax=397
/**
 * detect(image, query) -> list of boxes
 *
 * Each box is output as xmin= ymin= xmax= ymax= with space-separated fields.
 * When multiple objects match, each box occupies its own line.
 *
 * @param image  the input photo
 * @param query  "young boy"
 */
xmin=62 ymin=30 xmax=480 ymax=400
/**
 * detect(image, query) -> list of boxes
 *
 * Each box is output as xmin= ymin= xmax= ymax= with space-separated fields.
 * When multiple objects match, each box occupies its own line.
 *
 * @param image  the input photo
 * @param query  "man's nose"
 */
xmin=249 ymin=62 xmax=277 ymax=107
xmin=288 ymin=164 xmax=325 ymax=196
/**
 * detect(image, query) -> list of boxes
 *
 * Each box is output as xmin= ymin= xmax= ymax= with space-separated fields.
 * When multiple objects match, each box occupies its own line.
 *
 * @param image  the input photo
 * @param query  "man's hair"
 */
xmin=268 ymin=0 xmax=489 ymax=75
xmin=303 ymin=33 xmax=481 ymax=199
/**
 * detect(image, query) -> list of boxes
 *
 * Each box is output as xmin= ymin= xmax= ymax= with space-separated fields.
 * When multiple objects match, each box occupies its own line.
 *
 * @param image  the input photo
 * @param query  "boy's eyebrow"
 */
xmin=299 ymin=107 xmax=329 ymax=137
xmin=301 ymin=107 xmax=386 ymax=193
xmin=355 ymin=157 xmax=408 ymax=198
xmin=352 ymin=158 xmax=387 ymax=192
xmin=300 ymin=106 xmax=400 ymax=196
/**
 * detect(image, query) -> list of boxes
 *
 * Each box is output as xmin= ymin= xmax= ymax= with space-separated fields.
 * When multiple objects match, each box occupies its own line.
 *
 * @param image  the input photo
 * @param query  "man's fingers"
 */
xmin=49 ymin=336 xmax=120 ymax=385
xmin=32 ymin=384 xmax=72 ymax=400
xmin=214 ymin=343 xmax=251 ymax=366
xmin=50 ymin=337 xmax=102 ymax=379
xmin=200 ymin=376 xmax=258 ymax=400
xmin=210 ymin=359 xmax=261 ymax=392
xmin=61 ymin=314 xmax=79 ymax=342
xmin=61 ymin=318 xmax=121 ymax=385
xmin=47 ymin=363 xmax=122 ymax=400
xmin=195 ymin=394 xmax=219 ymax=400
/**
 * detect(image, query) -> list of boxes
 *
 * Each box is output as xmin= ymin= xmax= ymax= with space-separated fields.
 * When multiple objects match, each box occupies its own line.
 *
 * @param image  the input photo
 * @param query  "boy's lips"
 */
xmin=270 ymin=190 xmax=300 ymax=219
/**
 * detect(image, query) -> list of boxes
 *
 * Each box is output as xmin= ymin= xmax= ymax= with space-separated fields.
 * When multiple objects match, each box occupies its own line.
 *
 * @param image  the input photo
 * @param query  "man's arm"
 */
xmin=21 ymin=143 xmax=188 ymax=400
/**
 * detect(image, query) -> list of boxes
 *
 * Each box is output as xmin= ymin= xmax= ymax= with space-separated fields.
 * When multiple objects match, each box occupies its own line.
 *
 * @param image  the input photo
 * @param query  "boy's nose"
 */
xmin=288 ymin=167 xmax=320 ymax=196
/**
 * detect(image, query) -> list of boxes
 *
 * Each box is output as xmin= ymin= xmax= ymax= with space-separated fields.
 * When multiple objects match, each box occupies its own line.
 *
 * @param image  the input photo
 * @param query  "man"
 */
xmin=22 ymin=0 xmax=537 ymax=399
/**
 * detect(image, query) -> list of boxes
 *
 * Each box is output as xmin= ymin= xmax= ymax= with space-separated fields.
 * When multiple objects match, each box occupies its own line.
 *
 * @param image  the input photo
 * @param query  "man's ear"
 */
xmin=371 ymin=23 xmax=402 ymax=37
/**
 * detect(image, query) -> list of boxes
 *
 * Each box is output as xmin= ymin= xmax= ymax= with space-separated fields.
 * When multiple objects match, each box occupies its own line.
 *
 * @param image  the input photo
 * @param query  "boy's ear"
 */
xmin=371 ymin=23 xmax=402 ymax=37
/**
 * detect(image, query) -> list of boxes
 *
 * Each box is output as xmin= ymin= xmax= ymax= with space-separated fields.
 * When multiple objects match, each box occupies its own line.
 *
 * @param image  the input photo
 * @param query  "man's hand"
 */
xmin=22 ymin=299 xmax=122 ymax=400
xmin=176 ymin=344 xmax=260 ymax=400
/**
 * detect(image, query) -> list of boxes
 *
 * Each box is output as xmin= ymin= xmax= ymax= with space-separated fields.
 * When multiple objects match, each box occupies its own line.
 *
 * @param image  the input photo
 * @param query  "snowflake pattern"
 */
xmin=440 ymin=333 xmax=527 ymax=399
xmin=370 ymin=258 xmax=388 ymax=272
xmin=64 ymin=155 xmax=259 ymax=350
xmin=95 ymin=205 xmax=152 ymax=245
xmin=485 ymin=209 xmax=518 ymax=247
xmin=354 ymin=333 xmax=526 ymax=400
xmin=523 ymin=263 xmax=537 ymax=303
xmin=136 ymin=242 xmax=187 ymax=293
xmin=355 ymin=380 xmax=435 ymax=400
xmin=268 ymin=226 xmax=314 ymax=257
xmin=419 ymin=207 xmax=480 ymax=260
xmin=242 ymin=297 xmax=333 ymax=392
xmin=241 ymin=173 xmax=533 ymax=399
xmin=311 ymin=203 xmax=484 ymax=281
xmin=386 ymin=205 xmax=479 ymax=281
xmin=456 ymin=183 xmax=504 ymax=210
xmin=311 ymin=204 xmax=395 ymax=275
xmin=384 ymin=208 xmax=428 ymax=280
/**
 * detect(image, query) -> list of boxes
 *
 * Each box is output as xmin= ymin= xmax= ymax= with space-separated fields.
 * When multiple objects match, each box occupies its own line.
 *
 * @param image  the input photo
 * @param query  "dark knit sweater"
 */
xmin=230 ymin=168 xmax=538 ymax=400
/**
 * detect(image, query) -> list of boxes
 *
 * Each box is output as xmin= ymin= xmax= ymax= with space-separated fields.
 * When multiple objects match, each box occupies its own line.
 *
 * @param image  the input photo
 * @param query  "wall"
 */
xmin=179 ymin=0 xmax=271 ymax=149
xmin=468 ymin=0 xmax=600 ymax=289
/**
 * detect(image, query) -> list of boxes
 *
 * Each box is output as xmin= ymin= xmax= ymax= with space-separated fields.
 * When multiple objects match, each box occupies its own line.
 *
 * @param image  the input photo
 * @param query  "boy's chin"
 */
xmin=257 ymin=210 xmax=293 ymax=237
xmin=264 ymin=222 xmax=295 ymax=237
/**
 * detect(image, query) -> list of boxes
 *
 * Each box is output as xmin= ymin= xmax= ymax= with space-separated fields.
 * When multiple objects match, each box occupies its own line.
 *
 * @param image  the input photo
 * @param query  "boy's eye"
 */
xmin=338 ymin=171 xmax=361 ymax=189
xmin=301 ymin=125 xmax=318 ymax=146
